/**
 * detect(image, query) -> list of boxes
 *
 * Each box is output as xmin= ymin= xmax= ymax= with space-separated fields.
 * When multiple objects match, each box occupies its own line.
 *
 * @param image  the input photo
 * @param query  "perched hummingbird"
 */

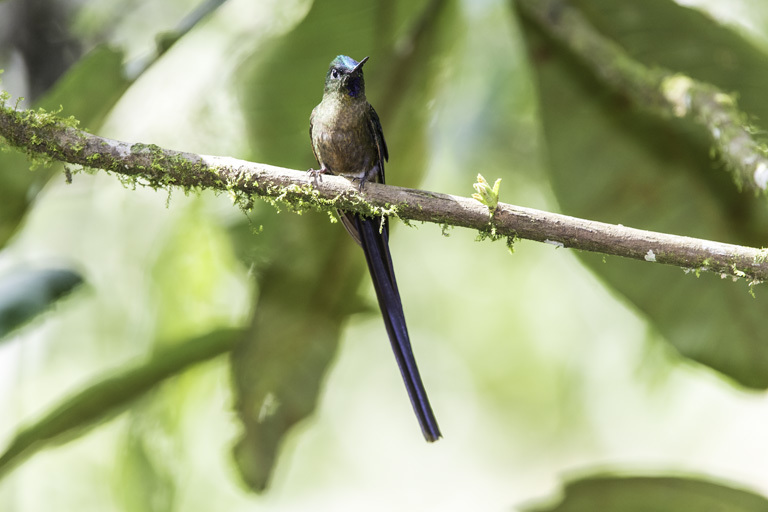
xmin=309 ymin=55 xmax=441 ymax=442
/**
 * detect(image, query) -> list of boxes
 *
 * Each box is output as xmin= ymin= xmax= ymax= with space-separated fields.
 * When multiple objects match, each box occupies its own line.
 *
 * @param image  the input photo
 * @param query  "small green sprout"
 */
xmin=472 ymin=174 xmax=501 ymax=213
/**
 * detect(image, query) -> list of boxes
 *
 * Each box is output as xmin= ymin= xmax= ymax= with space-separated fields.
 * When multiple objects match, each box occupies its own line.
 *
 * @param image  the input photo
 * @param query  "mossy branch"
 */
xmin=516 ymin=0 xmax=768 ymax=192
xmin=1 ymin=99 xmax=768 ymax=282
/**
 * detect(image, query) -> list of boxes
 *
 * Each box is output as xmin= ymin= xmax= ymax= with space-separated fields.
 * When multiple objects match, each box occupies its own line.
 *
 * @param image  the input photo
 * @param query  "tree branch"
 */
xmin=1 ymin=100 xmax=767 ymax=282
xmin=0 ymin=327 xmax=241 ymax=480
xmin=515 ymin=0 xmax=768 ymax=192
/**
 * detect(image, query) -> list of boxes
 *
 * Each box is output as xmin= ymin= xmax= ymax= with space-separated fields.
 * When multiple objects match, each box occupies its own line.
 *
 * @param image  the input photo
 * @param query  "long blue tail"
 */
xmin=352 ymin=214 xmax=441 ymax=442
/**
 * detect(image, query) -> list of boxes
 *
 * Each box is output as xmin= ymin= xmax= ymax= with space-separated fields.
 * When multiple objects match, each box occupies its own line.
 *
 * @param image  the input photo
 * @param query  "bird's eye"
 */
xmin=331 ymin=68 xmax=340 ymax=79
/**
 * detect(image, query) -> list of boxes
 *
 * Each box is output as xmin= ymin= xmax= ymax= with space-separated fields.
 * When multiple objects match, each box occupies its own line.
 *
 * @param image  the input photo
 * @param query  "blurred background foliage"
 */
xmin=1 ymin=0 xmax=768 ymax=510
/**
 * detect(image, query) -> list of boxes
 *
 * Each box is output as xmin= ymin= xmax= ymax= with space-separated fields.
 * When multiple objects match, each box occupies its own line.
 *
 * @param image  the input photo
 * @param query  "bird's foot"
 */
xmin=354 ymin=176 xmax=368 ymax=193
xmin=307 ymin=166 xmax=327 ymax=187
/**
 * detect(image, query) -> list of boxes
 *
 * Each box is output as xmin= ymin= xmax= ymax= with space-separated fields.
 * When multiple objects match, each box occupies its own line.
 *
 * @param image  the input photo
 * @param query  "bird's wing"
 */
xmin=364 ymin=104 xmax=390 ymax=237
xmin=367 ymin=104 xmax=388 ymax=184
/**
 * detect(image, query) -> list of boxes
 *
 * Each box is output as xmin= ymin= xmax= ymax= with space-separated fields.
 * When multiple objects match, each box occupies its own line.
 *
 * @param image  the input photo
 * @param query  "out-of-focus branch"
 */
xmin=0 ymin=328 xmax=242 ymax=480
xmin=126 ymin=0 xmax=229 ymax=79
xmin=1 ymin=101 xmax=767 ymax=282
xmin=515 ymin=0 xmax=768 ymax=192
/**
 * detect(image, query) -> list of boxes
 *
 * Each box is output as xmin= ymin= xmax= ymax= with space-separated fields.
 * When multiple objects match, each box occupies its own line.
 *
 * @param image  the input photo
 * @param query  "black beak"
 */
xmin=353 ymin=56 xmax=369 ymax=73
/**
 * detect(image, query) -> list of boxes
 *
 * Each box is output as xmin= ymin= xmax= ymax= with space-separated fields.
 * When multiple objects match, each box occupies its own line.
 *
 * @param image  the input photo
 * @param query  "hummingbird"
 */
xmin=309 ymin=55 xmax=441 ymax=442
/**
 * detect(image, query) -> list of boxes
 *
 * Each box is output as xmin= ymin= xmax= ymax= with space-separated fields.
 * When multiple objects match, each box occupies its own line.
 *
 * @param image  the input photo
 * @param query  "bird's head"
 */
xmin=324 ymin=55 xmax=369 ymax=99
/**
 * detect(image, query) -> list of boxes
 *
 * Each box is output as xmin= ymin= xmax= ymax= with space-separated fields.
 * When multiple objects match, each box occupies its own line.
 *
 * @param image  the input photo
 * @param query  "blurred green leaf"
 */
xmin=35 ymin=45 xmax=129 ymax=128
xmin=231 ymin=0 xmax=456 ymax=491
xmin=517 ymin=0 xmax=768 ymax=388
xmin=151 ymin=201 xmax=249 ymax=343
xmin=0 ymin=267 xmax=83 ymax=341
xmin=0 ymin=327 xmax=241 ymax=481
xmin=230 ymin=213 xmax=364 ymax=491
xmin=524 ymin=475 xmax=768 ymax=512
xmin=114 ymin=424 xmax=176 ymax=512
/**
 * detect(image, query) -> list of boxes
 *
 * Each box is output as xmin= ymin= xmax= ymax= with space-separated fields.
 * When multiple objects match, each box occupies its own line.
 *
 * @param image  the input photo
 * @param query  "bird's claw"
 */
xmin=354 ymin=176 xmax=368 ymax=193
xmin=307 ymin=167 xmax=326 ymax=187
